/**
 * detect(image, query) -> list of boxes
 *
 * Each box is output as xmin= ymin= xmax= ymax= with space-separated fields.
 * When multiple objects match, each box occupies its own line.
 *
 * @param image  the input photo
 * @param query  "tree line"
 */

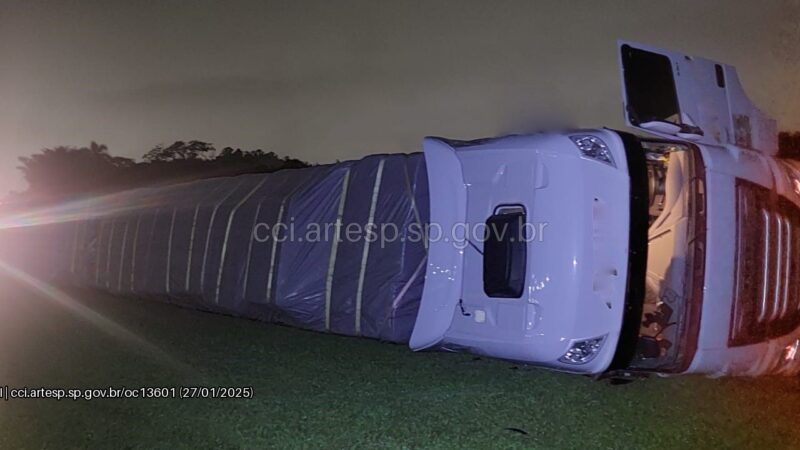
xmin=7 ymin=140 xmax=310 ymax=207
xmin=5 ymin=132 xmax=800 ymax=210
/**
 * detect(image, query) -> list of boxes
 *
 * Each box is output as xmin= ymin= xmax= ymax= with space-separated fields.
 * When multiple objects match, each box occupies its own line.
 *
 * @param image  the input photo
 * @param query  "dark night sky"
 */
xmin=1 ymin=0 xmax=799 ymax=195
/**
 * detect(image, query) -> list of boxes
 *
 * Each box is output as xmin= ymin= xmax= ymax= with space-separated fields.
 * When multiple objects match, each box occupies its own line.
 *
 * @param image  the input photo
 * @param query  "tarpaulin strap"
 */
xmin=130 ymin=214 xmax=143 ymax=292
xmin=200 ymin=181 xmax=243 ymax=293
xmin=74 ymin=221 xmax=84 ymax=279
xmin=80 ymin=221 xmax=90 ymax=278
xmin=105 ymin=218 xmax=117 ymax=289
xmin=215 ymin=177 xmax=269 ymax=304
xmin=95 ymin=220 xmax=106 ymax=286
xmin=355 ymin=159 xmax=385 ymax=335
xmin=265 ymin=200 xmax=285 ymax=304
xmin=184 ymin=205 xmax=201 ymax=291
xmin=184 ymin=180 xmax=230 ymax=292
xmin=385 ymin=255 xmax=426 ymax=332
xmin=392 ymin=256 xmax=426 ymax=310
xmin=70 ymin=220 xmax=82 ymax=274
xmin=141 ymin=208 xmax=161 ymax=291
xmin=241 ymin=200 xmax=263 ymax=298
xmin=75 ymin=220 xmax=88 ymax=275
xmin=266 ymin=174 xmax=322 ymax=304
xmin=403 ymin=157 xmax=427 ymax=251
xmin=117 ymin=219 xmax=130 ymax=292
xmin=72 ymin=221 xmax=81 ymax=277
xmin=325 ymin=168 xmax=352 ymax=331
xmin=165 ymin=208 xmax=177 ymax=294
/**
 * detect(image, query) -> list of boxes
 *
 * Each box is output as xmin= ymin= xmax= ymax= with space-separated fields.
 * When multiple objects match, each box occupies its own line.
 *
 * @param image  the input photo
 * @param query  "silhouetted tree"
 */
xmin=10 ymin=140 xmax=311 ymax=207
xmin=16 ymin=141 xmax=135 ymax=202
xmin=143 ymin=140 xmax=216 ymax=162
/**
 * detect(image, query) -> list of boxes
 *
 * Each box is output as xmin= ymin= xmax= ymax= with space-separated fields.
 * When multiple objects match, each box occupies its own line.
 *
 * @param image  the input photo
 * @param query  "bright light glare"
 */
xmin=0 ymin=184 xmax=186 ymax=231
xmin=0 ymin=257 xmax=184 ymax=371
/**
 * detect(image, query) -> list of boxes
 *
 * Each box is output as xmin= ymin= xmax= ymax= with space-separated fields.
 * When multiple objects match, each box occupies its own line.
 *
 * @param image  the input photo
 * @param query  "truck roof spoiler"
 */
xmin=618 ymin=40 xmax=777 ymax=155
xmin=409 ymin=137 xmax=468 ymax=350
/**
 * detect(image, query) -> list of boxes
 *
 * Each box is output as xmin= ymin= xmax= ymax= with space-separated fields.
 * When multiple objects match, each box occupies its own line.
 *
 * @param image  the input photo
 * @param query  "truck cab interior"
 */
xmin=617 ymin=42 xmax=709 ymax=374
xmin=626 ymin=139 xmax=705 ymax=373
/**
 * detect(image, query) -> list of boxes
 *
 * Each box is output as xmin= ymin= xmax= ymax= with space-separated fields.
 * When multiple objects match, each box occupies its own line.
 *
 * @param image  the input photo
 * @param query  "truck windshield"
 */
xmin=627 ymin=139 xmax=706 ymax=372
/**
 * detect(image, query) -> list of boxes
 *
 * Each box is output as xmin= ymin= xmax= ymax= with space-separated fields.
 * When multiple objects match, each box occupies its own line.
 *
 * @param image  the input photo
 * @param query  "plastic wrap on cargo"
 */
xmin=0 ymin=153 xmax=429 ymax=343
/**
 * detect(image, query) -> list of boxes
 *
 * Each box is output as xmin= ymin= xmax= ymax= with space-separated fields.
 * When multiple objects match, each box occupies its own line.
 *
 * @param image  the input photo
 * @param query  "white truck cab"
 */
xmin=3 ymin=40 xmax=796 ymax=379
xmin=410 ymin=41 xmax=800 ymax=377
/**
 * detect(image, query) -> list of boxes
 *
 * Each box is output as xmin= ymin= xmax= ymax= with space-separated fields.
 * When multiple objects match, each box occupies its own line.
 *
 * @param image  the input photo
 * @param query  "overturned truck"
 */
xmin=3 ymin=41 xmax=800 ymax=377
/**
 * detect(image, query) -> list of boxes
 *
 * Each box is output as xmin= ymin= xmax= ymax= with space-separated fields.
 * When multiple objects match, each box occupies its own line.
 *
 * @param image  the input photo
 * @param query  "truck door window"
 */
xmin=621 ymin=45 xmax=681 ymax=126
xmin=483 ymin=207 xmax=527 ymax=298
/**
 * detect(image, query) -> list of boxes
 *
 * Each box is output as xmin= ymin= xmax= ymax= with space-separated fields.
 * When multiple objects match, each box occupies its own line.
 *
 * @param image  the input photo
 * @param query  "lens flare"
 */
xmin=0 ymin=183 xmax=193 ymax=231
xmin=0 ymin=257 xmax=184 ymax=372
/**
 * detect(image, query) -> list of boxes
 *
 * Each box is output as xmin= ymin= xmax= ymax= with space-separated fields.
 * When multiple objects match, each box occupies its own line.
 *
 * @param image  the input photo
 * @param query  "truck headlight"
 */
xmin=570 ymin=135 xmax=616 ymax=167
xmin=559 ymin=335 xmax=607 ymax=365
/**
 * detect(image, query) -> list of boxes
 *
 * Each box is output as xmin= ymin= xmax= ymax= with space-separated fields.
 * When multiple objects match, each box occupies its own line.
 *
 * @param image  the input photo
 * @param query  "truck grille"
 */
xmin=730 ymin=179 xmax=800 ymax=347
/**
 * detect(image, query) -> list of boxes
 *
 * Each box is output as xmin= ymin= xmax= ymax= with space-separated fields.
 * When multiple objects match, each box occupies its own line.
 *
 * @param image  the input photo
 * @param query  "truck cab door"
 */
xmin=618 ymin=41 xmax=777 ymax=155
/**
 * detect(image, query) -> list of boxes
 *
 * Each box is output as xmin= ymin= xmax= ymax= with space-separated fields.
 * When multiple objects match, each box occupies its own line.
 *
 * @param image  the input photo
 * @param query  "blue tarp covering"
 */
xmin=0 ymin=153 xmax=429 ymax=343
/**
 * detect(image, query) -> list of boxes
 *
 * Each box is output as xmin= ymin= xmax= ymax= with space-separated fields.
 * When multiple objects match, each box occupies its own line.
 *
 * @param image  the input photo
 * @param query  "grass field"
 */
xmin=1 ymin=273 xmax=799 ymax=449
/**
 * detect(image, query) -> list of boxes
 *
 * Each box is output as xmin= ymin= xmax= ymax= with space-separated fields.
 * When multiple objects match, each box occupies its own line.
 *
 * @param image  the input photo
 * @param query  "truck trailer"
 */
xmin=2 ymin=41 xmax=799 ymax=377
